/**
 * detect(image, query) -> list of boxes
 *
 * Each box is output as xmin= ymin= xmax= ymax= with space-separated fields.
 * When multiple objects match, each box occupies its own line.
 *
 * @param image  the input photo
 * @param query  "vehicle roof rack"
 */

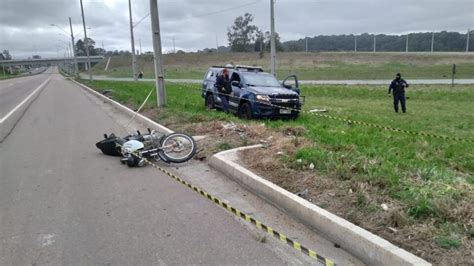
xmin=235 ymin=65 xmax=263 ymax=72
xmin=211 ymin=65 xmax=264 ymax=72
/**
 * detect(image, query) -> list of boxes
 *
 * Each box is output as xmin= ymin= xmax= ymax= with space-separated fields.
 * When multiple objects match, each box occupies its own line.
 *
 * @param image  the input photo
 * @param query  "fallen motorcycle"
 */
xmin=96 ymin=129 xmax=196 ymax=167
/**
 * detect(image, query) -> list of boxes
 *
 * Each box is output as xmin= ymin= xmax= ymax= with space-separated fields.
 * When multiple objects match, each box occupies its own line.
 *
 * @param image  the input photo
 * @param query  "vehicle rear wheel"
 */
xmin=205 ymin=94 xmax=215 ymax=109
xmin=238 ymin=102 xmax=252 ymax=120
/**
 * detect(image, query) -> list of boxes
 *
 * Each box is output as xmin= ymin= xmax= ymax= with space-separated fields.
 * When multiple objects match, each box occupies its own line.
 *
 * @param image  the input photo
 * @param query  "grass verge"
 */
xmin=91 ymin=52 xmax=474 ymax=80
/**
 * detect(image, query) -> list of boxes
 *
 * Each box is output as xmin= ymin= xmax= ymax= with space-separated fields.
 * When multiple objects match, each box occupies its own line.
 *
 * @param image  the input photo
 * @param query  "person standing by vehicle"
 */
xmin=388 ymin=73 xmax=409 ymax=113
xmin=215 ymin=68 xmax=231 ymax=113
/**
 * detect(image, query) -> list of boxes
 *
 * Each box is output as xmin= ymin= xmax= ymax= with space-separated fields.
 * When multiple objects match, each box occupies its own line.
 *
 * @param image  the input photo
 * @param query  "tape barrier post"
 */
xmin=168 ymin=81 xmax=473 ymax=144
xmin=117 ymin=143 xmax=335 ymax=266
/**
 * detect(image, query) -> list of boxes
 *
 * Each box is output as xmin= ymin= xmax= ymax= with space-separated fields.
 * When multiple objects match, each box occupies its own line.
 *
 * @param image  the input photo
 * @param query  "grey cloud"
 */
xmin=1 ymin=0 xmax=472 ymax=58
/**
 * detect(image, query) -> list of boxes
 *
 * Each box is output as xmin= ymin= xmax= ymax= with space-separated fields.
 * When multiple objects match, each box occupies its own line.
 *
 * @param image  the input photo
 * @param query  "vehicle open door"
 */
xmin=282 ymin=75 xmax=300 ymax=95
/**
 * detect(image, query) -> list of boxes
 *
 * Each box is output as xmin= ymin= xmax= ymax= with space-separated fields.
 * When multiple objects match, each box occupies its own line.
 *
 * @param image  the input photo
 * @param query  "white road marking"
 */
xmin=0 ymin=78 xmax=50 ymax=124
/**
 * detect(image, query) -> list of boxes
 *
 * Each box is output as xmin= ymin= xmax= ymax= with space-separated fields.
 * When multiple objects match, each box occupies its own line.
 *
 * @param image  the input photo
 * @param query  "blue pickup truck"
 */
xmin=201 ymin=65 xmax=303 ymax=119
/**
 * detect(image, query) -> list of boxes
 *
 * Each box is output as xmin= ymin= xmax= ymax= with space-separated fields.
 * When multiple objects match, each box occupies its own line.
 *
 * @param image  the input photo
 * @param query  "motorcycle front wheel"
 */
xmin=159 ymin=133 xmax=197 ymax=163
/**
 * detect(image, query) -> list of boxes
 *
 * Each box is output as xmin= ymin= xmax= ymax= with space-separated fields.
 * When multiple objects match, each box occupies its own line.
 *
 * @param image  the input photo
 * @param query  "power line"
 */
xmin=193 ymin=1 xmax=261 ymax=18
xmin=133 ymin=12 xmax=150 ymax=28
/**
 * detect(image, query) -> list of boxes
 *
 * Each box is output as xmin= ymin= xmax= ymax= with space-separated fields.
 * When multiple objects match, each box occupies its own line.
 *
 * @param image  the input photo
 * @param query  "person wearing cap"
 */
xmin=215 ymin=68 xmax=231 ymax=113
xmin=388 ymin=73 xmax=409 ymax=113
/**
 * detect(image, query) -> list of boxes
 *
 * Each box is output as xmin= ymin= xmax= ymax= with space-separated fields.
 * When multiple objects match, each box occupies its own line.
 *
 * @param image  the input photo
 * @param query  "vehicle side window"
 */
xmin=231 ymin=73 xmax=240 ymax=84
xmin=205 ymin=70 xmax=213 ymax=80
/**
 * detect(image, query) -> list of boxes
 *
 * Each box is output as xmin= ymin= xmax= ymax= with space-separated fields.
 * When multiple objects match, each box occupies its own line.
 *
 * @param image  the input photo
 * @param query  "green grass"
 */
xmin=436 ymin=236 xmax=461 ymax=249
xmin=82 ymin=79 xmax=473 ymax=242
xmin=0 ymin=71 xmax=20 ymax=80
xmin=90 ymin=52 xmax=474 ymax=80
xmin=280 ymin=62 xmax=474 ymax=80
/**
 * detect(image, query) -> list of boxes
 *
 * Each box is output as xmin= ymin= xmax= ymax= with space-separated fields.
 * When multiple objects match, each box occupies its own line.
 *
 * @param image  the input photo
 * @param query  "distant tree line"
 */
xmin=283 ymin=31 xmax=473 ymax=52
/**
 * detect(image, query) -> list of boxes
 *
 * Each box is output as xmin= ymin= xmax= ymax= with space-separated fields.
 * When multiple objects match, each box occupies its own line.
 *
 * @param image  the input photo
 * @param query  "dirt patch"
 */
xmin=238 ymin=135 xmax=473 ymax=265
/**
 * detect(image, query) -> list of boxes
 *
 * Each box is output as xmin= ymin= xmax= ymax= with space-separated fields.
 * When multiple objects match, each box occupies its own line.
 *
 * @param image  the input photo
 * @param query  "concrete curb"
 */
xmin=69 ymin=78 xmax=173 ymax=134
xmin=209 ymin=145 xmax=431 ymax=266
xmin=0 ymin=78 xmax=51 ymax=142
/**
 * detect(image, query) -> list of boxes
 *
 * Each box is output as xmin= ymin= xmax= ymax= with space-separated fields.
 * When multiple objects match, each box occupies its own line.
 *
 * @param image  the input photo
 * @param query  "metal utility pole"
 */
xmin=270 ymin=0 xmax=276 ymax=76
xmin=305 ymin=37 xmax=308 ymax=53
xmin=406 ymin=34 xmax=409 ymax=53
xmin=69 ymin=17 xmax=79 ymax=76
xmin=215 ymin=34 xmax=218 ymax=50
xmin=128 ymin=0 xmax=138 ymax=81
xmin=80 ymin=0 xmax=92 ymax=81
xmin=467 ymin=29 xmax=470 ymax=53
xmin=373 ymin=34 xmax=376 ymax=53
xmin=431 ymin=32 xmax=434 ymax=53
xmin=150 ymin=0 xmax=166 ymax=107
xmin=354 ymin=35 xmax=357 ymax=52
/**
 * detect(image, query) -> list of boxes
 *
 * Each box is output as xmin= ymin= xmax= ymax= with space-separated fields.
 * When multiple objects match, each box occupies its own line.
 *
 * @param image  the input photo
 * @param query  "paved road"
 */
xmin=0 ymin=70 xmax=315 ymax=264
xmin=79 ymin=73 xmax=474 ymax=85
xmin=0 ymin=68 xmax=52 ymax=118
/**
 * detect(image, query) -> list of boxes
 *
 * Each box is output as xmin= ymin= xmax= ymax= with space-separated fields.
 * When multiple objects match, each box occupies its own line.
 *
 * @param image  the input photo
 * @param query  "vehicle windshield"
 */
xmin=242 ymin=72 xmax=281 ymax=87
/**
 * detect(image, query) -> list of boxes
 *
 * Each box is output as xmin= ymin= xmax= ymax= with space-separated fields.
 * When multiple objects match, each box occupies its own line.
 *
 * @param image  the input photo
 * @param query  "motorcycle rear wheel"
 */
xmin=159 ymin=133 xmax=196 ymax=163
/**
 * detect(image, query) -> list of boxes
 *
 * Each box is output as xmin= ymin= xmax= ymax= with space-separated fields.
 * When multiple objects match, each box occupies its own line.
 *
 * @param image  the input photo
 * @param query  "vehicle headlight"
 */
xmin=256 ymin=95 xmax=270 ymax=102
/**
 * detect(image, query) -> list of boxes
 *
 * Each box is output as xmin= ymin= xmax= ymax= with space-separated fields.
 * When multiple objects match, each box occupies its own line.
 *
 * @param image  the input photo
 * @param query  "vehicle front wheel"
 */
xmin=205 ymin=94 xmax=215 ymax=109
xmin=238 ymin=102 xmax=252 ymax=120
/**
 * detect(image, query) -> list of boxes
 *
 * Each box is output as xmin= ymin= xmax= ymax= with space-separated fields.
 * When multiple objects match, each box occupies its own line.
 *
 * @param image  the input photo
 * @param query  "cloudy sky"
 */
xmin=1 ymin=0 xmax=473 ymax=58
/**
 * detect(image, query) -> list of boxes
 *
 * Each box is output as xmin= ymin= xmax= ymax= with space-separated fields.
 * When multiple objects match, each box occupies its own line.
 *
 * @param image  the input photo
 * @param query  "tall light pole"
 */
xmin=373 ymin=34 xmax=376 ymax=53
xmin=139 ymin=39 xmax=142 ymax=54
xmin=431 ymin=31 xmax=435 ymax=53
xmin=150 ymin=0 xmax=166 ymax=107
xmin=270 ymin=0 xmax=276 ymax=76
xmin=172 ymin=36 xmax=176 ymax=53
xmin=354 ymin=35 xmax=357 ymax=52
xmin=374 ymin=33 xmax=377 ymax=53
xmin=467 ymin=29 xmax=470 ymax=53
xmin=305 ymin=37 xmax=308 ymax=53
xmin=69 ymin=17 xmax=79 ymax=76
xmin=80 ymin=0 xmax=92 ymax=81
xmin=128 ymin=0 xmax=138 ymax=81
xmin=406 ymin=33 xmax=409 ymax=53
xmin=51 ymin=20 xmax=79 ymax=76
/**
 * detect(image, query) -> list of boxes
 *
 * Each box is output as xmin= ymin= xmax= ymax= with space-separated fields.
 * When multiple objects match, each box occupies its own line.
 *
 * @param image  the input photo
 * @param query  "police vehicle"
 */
xmin=201 ymin=65 xmax=304 ymax=119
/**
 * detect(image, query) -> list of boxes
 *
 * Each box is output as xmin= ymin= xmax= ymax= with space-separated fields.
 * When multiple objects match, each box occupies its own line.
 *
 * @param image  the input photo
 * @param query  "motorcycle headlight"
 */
xmin=256 ymin=95 xmax=270 ymax=102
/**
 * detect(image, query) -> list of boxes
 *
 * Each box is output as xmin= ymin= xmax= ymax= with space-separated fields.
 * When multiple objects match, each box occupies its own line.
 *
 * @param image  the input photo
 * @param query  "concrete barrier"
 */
xmin=209 ymin=146 xmax=431 ymax=266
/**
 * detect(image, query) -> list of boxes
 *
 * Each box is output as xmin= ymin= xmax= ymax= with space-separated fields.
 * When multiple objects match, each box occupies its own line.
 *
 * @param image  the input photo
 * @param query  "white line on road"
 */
xmin=0 ymin=78 xmax=51 ymax=124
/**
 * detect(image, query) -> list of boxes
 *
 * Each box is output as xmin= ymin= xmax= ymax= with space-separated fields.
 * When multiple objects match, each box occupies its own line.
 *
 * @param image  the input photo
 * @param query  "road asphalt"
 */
xmin=0 ymin=70 xmax=288 ymax=265
xmin=0 ymin=69 xmax=364 ymax=265
xmin=0 ymin=68 xmax=52 ymax=118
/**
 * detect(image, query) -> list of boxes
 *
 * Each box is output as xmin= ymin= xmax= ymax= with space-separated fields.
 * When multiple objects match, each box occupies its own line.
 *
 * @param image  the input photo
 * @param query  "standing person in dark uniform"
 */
xmin=388 ymin=73 xmax=409 ymax=113
xmin=215 ymin=68 xmax=231 ymax=113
